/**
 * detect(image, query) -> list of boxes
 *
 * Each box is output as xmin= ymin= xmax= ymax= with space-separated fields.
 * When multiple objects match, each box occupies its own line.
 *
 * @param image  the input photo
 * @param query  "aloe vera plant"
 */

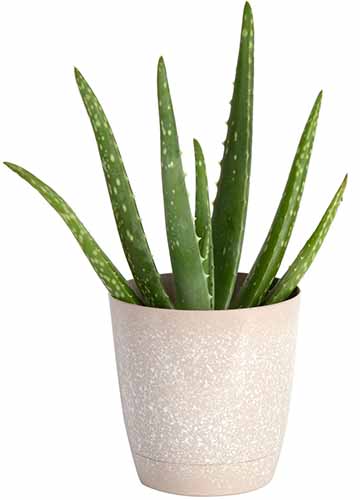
xmin=4 ymin=2 xmax=346 ymax=310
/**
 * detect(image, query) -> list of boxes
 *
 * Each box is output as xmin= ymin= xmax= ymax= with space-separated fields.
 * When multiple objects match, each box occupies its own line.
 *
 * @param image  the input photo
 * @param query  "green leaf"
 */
xmin=212 ymin=2 xmax=254 ymax=309
xmin=74 ymin=68 xmax=172 ymax=309
xmin=264 ymin=175 xmax=347 ymax=305
xmin=4 ymin=162 xmax=142 ymax=304
xmin=157 ymin=58 xmax=210 ymax=310
xmin=234 ymin=91 xmax=323 ymax=308
xmin=194 ymin=139 xmax=214 ymax=309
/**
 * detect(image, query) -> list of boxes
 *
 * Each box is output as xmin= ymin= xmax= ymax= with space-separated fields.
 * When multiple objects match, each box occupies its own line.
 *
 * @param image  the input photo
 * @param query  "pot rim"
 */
xmin=109 ymin=272 xmax=300 ymax=315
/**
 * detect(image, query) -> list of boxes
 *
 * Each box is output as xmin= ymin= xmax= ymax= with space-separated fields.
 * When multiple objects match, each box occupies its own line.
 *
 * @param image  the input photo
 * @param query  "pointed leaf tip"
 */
xmin=312 ymin=91 xmax=323 ymax=114
xmin=74 ymin=67 xmax=85 ymax=87
xmin=243 ymin=2 xmax=253 ymax=24
xmin=4 ymin=161 xmax=18 ymax=172
xmin=158 ymin=56 xmax=165 ymax=71
xmin=74 ymin=66 xmax=81 ymax=78
xmin=339 ymin=174 xmax=348 ymax=199
xmin=244 ymin=2 xmax=253 ymax=14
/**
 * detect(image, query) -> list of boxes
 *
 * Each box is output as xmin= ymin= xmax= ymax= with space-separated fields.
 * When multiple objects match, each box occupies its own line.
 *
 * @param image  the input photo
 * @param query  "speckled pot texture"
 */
xmin=110 ymin=274 xmax=300 ymax=496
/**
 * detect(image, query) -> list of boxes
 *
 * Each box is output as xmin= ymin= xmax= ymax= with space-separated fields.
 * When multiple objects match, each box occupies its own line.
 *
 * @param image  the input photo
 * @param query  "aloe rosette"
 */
xmin=4 ymin=2 xmax=347 ymax=311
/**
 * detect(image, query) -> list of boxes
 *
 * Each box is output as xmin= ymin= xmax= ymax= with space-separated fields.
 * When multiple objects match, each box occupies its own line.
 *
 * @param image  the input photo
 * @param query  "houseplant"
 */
xmin=4 ymin=1 xmax=346 ymax=496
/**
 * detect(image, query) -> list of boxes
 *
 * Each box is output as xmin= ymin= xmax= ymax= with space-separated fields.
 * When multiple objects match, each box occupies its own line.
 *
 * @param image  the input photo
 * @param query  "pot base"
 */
xmin=134 ymin=452 xmax=279 ymax=496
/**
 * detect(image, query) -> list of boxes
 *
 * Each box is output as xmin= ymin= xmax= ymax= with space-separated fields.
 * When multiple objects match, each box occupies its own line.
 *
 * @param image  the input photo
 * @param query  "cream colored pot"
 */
xmin=110 ymin=274 xmax=300 ymax=496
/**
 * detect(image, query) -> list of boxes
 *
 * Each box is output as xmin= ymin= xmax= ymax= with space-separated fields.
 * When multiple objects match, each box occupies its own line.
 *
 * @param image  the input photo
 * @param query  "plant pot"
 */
xmin=109 ymin=273 xmax=300 ymax=496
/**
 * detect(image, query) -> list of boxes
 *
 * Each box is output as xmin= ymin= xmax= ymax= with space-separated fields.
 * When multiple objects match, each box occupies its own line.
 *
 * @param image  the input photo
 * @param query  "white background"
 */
xmin=0 ymin=0 xmax=358 ymax=498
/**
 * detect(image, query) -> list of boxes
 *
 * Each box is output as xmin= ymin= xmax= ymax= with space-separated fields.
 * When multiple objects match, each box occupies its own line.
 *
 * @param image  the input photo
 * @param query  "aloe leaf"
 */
xmin=212 ymin=2 xmax=254 ymax=309
xmin=194 ymin=139 xmax=214 ymax=309
xmin=157 ymin=58 xmax=210 ymax=310
xmin=234 ymin=91 xmax=323 ymax=308
xmin=74 ymin=68 xmax=172 ymax=309
xmin=264 ymin=175 xmax=347 ymax=305
xmin=4 ymin=162 xmax=142 ymax=304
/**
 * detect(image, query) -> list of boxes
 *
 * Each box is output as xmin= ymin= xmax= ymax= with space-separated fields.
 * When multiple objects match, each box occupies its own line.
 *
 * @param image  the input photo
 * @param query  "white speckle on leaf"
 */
xmin=126 ymin=230 xmax=134 ymax=241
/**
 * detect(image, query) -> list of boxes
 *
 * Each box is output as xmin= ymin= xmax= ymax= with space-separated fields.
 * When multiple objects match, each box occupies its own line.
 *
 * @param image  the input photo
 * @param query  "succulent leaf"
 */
xmin=4 ymin=162 xmax=142 ymax=304
xmin=74 ymin=68 xmax=172 ymax=309
xmin=264 ymin=175 xmax=347 ymax=305
xmin=212 ymin=2 xmax=254 ymax=309
xmin=157 ymin=58 xmax=210 ymax=310
xmin=194 ymin=139 xmax=215 ymax=309
xmin=234 ymin=91 xmax=323 ymax=308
